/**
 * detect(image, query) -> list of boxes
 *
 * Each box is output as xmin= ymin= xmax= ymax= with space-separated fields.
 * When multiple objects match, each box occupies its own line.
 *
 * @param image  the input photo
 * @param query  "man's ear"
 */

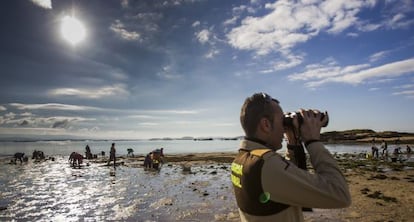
xmin=259 ymin=117 xmax=272 ymax=133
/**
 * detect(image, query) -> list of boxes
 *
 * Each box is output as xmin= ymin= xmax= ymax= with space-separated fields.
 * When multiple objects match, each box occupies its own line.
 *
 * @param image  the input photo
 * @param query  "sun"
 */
xmin=61 ymin=15 xmax=86 ymax=45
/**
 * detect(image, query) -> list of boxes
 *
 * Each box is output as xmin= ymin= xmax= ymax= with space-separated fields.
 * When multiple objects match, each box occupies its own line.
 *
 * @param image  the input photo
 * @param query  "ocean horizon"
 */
xmin=0 ymin=139 xmax=375 ymax=157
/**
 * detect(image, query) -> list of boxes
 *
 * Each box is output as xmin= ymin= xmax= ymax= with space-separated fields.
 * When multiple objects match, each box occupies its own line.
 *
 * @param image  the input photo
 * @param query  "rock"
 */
xmin=182 ymin=164 xmax=191 ymax=172
xmin=371 ymin=174 xmax=387 ymax=180
xmin=360 ymin=188 xmax=370 ymax=194
xmin=366 ymin=191 xmax=398 ymax=203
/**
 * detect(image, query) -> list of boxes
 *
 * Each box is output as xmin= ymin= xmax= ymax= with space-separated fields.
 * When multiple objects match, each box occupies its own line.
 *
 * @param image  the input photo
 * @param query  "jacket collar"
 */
xmin=240 ymin=137 xmax=274 ymax=151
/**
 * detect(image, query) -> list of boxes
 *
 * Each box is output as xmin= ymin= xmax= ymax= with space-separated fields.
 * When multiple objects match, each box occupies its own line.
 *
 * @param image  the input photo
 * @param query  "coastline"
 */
xmin=119 ymin=151 xmax=414 ymax=222
xmin=1 ymin=151 xmax=413 ymax=221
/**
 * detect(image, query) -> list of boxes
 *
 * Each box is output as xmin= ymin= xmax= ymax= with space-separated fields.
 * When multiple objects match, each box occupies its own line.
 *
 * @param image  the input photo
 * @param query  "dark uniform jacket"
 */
xmin=231 ymin=139 xmax=351 ymax=222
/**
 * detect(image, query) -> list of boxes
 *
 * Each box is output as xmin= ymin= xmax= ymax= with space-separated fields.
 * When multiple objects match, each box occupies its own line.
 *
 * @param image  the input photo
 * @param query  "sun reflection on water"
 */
xmin=0 ymin=157 xmax=238 ymax=221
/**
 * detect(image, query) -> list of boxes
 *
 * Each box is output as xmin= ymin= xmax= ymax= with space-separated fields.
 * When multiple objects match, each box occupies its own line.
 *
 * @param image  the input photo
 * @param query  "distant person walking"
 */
xmin=371 ymin=146 xmax=379 ymax=159
xmin=381 ymin=140 xmax=388 ymax=158
xmin=107 ymin=143 xmax=116 ymax=168
xmin=85 ymin=144 xmax=92 ymax=159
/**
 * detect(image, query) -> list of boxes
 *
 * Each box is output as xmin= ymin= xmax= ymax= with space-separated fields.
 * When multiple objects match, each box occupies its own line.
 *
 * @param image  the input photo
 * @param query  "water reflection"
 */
xmin=0 ymin=157 xmax=237 ymax=221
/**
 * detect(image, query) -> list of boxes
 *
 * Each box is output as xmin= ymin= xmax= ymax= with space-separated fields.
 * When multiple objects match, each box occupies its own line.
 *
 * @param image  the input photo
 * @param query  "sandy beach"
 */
xmin=156 ymin=152 xmax=414 ymax=222
xmin=1 ymin=151 xmax=413 ymax=221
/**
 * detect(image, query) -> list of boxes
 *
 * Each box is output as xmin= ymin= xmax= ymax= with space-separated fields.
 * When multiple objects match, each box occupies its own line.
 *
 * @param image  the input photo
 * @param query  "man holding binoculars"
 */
xmin=231 ymin=92 xmax=351 ymax=221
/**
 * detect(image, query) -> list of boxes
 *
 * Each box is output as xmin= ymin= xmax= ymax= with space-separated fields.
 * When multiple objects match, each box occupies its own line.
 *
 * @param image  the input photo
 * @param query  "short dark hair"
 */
xmin=240 ymin=93 xmax=279 ymax=137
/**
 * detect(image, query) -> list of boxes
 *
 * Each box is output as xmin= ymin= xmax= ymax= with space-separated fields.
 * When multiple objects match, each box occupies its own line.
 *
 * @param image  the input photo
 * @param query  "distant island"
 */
xmin=0 ymin=129 xmax=413 ymax=144
xmin=320 ymin=129 xmax=414 ymax=144
xmin=149 ymin=129 xmax=414 ymax=144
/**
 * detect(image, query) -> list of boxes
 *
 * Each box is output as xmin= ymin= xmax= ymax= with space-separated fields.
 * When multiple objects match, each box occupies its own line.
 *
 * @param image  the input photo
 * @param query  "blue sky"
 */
xmin=0 ymin=0 xmax=413 ymax=140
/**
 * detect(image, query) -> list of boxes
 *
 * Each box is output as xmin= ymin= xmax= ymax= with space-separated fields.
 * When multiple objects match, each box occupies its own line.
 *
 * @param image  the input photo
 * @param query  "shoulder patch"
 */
xmin=250 ymin=149 xmax=272 ymax=157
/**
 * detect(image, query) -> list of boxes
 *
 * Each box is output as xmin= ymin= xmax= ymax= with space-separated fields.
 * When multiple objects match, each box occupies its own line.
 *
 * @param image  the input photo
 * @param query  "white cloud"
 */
xmin=223 ymin=16 xmax=239 ymax=26
xmin=192 ymin=21 xmax=201 ymax=27
xmin=196 ymin=29 xmax=211 ymax=44
xmin=21 ymin=112 xmax=33 ymax=117
xmin=393 ymin=83 xmax=414 ymax=98
xmin=226 ymin=0 xmax=378 ymax=57
xmin=156 ymin=65 xmax=183 ymax=79
xmin=347 ymin=32 xmax=359 ymax=37
xmin=205 ymin=49 xmax=220 ymax=58
xmin=392 ymin=90 xmax=414 ymax=98
xmin=121 ymin=0 xmax=129 ymax=8
xmin=30 ymin=0 xmax=52 ymax=9
xmin=357 ymin=22 xmax=381 ymax=32
xmin=0 ymin=106 xmax=6 ymax=111
xmin=289 ymin=58 xmax=414 ymax=88
xmin=369 ymin=50 xmax=390 ymax=62
xmin=48 ymin=84 xmax=129 ymax=99
xmin=272 ymin=52 xmax=304 ymax=71
xmin=385 ymin=13 xmax=414 ymax=29
xmin=233 ymin=5 xmax=256 ymax=14
xmin=394 ymin=84 xmax=414 ymax=89
xmin=110 ymin=20 xmax=140 ymax=41
xmin=1 ymin=115 xmax=95 ymax=129
xmin=9 ymin=103 xmax=97 ymax=111
xmin=5 ymin=112 xmax=16 ymax=119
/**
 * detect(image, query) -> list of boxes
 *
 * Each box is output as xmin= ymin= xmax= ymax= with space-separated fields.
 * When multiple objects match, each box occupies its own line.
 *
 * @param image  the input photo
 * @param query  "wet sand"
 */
xmin=119 ymin=152 xmax=414 ymax=221
xmin=160 ymin=152 xmax=414 ymax=222
xmin=1 ymin=152 xmax=414 ymax=221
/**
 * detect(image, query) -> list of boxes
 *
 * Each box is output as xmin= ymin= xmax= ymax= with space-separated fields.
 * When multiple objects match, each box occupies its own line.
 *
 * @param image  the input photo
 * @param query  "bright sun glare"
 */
xmin=61 ymin=15 xmax=86 ymax=45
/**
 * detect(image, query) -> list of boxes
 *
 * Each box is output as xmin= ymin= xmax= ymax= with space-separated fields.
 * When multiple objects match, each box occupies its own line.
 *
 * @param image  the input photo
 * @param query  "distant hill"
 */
xmin=321 ymin=129 xmax=414 ymax=144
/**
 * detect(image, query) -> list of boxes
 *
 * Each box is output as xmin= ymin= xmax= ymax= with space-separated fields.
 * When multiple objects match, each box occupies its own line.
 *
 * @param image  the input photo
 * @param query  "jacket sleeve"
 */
xmin=261 ymin=141 xmax=351 ymax=208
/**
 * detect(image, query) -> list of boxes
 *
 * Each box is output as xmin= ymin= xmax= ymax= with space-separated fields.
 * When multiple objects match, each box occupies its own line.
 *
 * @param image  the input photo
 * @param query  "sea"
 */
xmin=0 ymin=140 xmax=374 ymax=221
xmin=0 ymin=139 xmax=373 ymax=157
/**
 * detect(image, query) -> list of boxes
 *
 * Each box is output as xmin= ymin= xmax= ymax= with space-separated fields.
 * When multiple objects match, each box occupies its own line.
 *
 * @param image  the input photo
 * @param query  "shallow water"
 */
xmin=0 ymin=157 xmax=238 ymax=221
xmin=0 ymin=139 xmax=375 ymax=157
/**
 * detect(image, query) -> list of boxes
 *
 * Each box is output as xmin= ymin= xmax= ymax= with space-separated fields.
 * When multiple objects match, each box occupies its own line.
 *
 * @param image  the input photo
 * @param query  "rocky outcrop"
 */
xmin=320 ymin=129 xmax=414 ymax=144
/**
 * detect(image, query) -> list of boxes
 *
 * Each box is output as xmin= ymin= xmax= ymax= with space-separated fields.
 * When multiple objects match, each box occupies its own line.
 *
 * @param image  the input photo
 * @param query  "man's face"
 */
xmin=268 ymin=101 xmax=284 ymax=150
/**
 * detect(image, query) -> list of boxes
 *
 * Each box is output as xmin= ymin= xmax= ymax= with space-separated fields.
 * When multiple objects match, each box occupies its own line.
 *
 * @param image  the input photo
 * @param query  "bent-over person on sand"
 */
xmin=231 ymin=92 xmax=351 ymax=222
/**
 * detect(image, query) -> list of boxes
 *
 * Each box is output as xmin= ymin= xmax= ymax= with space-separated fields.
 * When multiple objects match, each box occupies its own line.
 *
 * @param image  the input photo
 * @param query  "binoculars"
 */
xmin=283 ymin=111 xmax=328 ymax=128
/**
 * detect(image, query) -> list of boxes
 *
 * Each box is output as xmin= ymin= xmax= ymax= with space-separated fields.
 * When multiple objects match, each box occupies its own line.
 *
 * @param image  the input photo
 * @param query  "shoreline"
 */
xmin=122 ymin=152 xmax=414 ymax=221
xmin=2 ymin=151 xmax=413 ymax=221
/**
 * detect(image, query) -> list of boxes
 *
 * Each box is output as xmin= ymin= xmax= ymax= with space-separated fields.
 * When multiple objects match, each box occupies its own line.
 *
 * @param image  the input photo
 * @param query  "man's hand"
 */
xmin=284 ymin=113 xmax=301 ymax=145
xmin=299 ymin=109 xmax=329 ymax=143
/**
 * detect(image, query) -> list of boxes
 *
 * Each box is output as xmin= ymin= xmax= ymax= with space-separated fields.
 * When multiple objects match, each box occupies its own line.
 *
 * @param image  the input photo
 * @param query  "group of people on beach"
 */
xmin=370 ymin=139 xmax=412 ymax=161
xmin=69 ymin=143 xmax=118 ymax=168
xmin=77 ymin=143 xmax=164 ymax=170
xmin=143 ymin=148 xmax=164 ymax=170
xmin=11 ymin=150 xmax=48 ymax=164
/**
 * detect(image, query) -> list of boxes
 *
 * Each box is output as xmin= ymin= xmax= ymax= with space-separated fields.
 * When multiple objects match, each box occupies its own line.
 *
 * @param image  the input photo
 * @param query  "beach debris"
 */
xmin=182 ymin=164 xmax=191 ymax=173
xmin=360 ymin=188 xmax=370 ymax=194
xmin=365 ymin=190 xmax=398 ymax=203
xmin=369 ymin=174 xmax=387 ymax=180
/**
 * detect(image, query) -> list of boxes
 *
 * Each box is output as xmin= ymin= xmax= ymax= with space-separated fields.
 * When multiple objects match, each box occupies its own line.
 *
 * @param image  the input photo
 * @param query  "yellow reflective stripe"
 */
xmin=231 ymin=162 xmax=243 ymax=175
xmin=231 ymin=174 xmax=242 ymax=188
xmin=231 ymin=162 xmax=243 ymax=188
xmin=250 ymin=149 xmax=272 ymax=157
